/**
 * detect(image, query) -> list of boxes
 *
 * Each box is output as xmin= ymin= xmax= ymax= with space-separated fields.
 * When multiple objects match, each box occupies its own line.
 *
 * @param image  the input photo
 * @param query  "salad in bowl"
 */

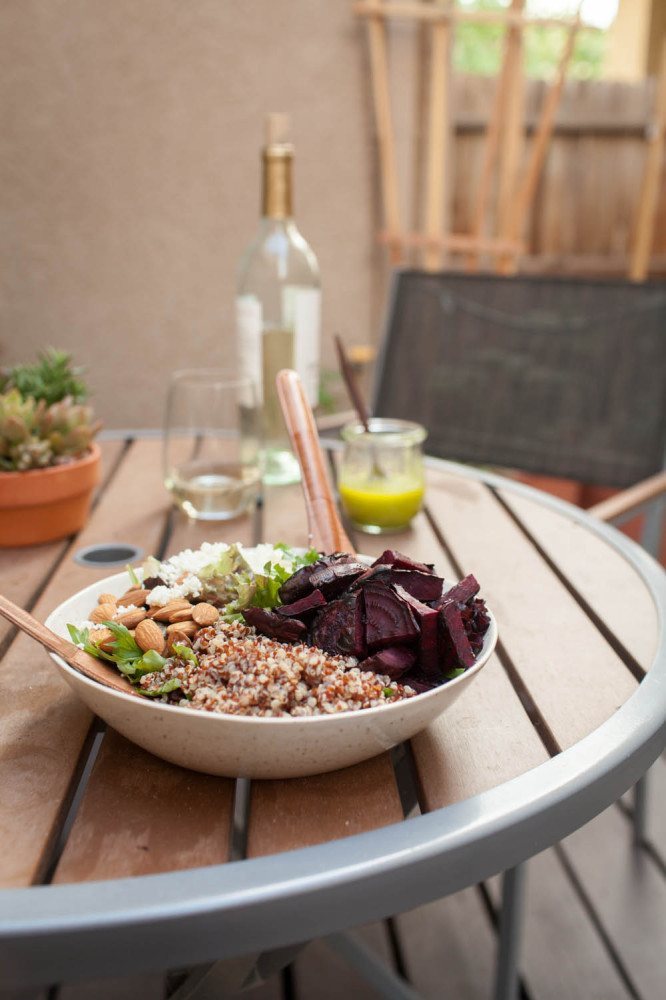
xmin=46 ymin=541 xmax=497 ymax=777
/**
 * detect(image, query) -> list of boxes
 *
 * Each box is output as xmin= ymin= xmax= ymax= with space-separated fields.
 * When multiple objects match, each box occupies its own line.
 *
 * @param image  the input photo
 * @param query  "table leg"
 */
xmin=493 ymin=863 xmax=527 ymax=1000
xmin=324 ymin=932 xmax=422 ymax=1000
xmin=632 ymin=773 xmax=648 ymax=845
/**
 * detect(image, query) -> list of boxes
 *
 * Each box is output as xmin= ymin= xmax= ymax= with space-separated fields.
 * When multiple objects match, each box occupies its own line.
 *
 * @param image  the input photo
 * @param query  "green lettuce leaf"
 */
xmin=141 ymin=678 xmax=184 ymax=697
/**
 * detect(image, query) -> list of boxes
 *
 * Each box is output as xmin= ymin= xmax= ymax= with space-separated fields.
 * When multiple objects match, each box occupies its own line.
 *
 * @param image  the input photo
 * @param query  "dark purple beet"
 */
xmin=437 ymin=574 xmax=480 ymax=608
xmin=352 ymin=565 xmax=393 ymax=588
xmin=142 ymin=576 xmax=164 ymax=590
xmin=371 ymin=550 xmax=435 ymax=574
xmin=363 ymin=582 xmax=419 ymax=651
xmin=277 ymin=552 xmax=357 ymax=604
xmin=460 ymin=597 xmax=491 ymax=654
xmin=243 ymin=607 xmax=307 ymax=643
xmin=354 ymin=565 xmax=442 ymax=602
xmin=358 ymin=646 xmax=416 ymax=680
xmin=399 ymin=672 xmax=438 ymax=694
xmin=309 ymin=561 xmax=367 ymax=597
xmin=392 ymin=585 xmax=440 ymax=678
xmin=275 ymin=589 xmax=327 ymax=618
xmin=310 ymin=591 xmax=366 ymax=658
xmin=439 ymin=602 xmax=476 ymax=670
xmin=387 ymin=569 xmax=443 ymax=603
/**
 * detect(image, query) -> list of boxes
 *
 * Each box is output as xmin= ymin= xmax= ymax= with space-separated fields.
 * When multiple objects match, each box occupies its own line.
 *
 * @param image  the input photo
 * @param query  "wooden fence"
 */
xmin=388 ymin=73 xmax=666 ymax=276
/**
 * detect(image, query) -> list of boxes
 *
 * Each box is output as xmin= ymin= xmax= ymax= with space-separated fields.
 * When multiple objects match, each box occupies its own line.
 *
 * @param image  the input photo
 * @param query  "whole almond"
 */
xmin=90 ymin=603 xmax=117 ymax=624
xmin=89 ymin=626 xmax=115 ymax=652
xmin=97 ymin=593 xmax=118 ymax=606
xmin=192 ymin=603 xmax=219 ymax=626
xmin=151 ymin=600 xmax=192 ymax=622
xmin=115 ymin=608 xmax=147 ymax=629
xmin=134 ymin=619 xmax=166 ymax=654
xmin=117 ymin=588 xmax=150 ymax=608
xmin=165 ymin=620 xmax=198 ymax=638
xmin=169 ymin=607 xmax=196 ymax=623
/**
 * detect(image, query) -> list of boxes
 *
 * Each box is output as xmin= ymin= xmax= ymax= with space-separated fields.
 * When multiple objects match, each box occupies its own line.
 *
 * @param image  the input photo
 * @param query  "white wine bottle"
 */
xmin=236 ymin=113 xmax=321 ymax=486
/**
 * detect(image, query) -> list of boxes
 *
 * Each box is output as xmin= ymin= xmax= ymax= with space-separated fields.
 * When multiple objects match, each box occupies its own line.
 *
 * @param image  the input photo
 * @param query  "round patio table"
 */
xmin=0 ymin=437 xmax=664 ymax=996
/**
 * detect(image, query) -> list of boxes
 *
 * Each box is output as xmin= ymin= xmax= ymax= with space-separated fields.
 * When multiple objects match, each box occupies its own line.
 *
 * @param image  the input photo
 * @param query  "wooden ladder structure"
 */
xmin=354 ymin=0 xmax=583 ymax=274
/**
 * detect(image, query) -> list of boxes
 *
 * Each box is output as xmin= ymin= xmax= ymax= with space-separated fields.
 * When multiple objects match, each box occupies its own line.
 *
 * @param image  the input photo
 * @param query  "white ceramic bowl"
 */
xmin=45 ymin=565 xmax=497 ymax=779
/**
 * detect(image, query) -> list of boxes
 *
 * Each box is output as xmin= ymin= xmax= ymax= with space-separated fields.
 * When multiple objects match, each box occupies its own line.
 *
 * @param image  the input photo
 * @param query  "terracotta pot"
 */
xmin=0 ymin=443 xmax=101 ymax=547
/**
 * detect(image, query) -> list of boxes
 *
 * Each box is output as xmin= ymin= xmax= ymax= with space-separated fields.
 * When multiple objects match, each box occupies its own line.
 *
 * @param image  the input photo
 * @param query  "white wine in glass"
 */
xmin=164 ymin=371 xmax=261 ymax=521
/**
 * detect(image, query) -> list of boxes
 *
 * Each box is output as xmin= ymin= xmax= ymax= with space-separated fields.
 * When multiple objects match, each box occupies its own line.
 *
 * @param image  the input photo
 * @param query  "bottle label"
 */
xmin=236 ymin=295 xmax=263 ymax=404
xmin=284 ymin=286 xmax=321 ymax=406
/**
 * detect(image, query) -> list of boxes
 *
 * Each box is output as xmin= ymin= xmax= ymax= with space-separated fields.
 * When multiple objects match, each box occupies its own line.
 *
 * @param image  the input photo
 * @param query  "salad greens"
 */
xmin=68 ymin=543 xmax=319 ymax=693
xmin=184 ymin=543 xmax=319 ymax=621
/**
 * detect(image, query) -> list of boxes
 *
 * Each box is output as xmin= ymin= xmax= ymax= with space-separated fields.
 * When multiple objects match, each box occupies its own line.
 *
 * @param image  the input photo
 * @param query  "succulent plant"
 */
xmin=0 ymin=388 xmax=101 ymax=472
xmin=0 ymin=349 xmax=88 ymax=406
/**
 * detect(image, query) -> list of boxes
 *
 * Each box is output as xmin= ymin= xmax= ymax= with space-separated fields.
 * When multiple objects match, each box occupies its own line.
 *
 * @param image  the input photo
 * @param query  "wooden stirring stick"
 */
xmin=276 ymin=369 xmax=355 ymax=555
xmin=334 ymin=334 xmax=372 ymax=430
xmin=334 ymin=334 xmax=386 ymax=480
xmin=0 ymin=593 xmax=140 ymax=697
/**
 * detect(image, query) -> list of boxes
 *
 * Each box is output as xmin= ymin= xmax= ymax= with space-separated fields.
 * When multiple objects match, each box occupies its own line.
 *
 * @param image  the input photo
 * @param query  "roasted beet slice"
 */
xmin=352 ymin=565 xmax=393 ymax=588
xmin=437 ymin=574 xmax=480 ymax=608
xmin=439 ymin=602 xmax=476 ymax=671
xmin=142 ymin=575 xmax=164 ymax=590
xmin=359 ymin=646 xmax=416 ymax=681
xmin=371 ymin=550 xmax=436 ymax=574
xmin=393 ymin=585 xmax=440 ymax=678
xmin=388 ymin=569 xmax=443 ymax=603
xmin=277 ymin=552 xmax=357 ymax=604
xmin=276 ymin=589 xmax=327 ymax=618
xmin=310 ymin=591 xmax=366 ymax=658
xmin=460 ymin=597 xmax=491 ymax=654
xmin=355 ymin=565 xmax=442 ymax=602
xmin=309 ymin=560 xmax=367 ymax=597
xmin=399 ymin=671 xmax=438 ymax=694
xmin=243 ymin=607 xmax=307 ymax=643
xmin=363 ymin=582 xmax=419 ymax=651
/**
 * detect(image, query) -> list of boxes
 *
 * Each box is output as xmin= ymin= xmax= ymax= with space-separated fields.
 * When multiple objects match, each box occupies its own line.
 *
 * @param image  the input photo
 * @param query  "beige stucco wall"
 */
xmin=1 ymin=1 xmax=382 ymax=428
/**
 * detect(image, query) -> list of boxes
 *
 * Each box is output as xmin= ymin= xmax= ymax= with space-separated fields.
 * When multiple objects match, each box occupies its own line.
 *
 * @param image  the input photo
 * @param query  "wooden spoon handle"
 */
xmin=0 ymin=593 xmax=138 ymax=697
xmin=276 ymin=369 xmax=355 ymax=555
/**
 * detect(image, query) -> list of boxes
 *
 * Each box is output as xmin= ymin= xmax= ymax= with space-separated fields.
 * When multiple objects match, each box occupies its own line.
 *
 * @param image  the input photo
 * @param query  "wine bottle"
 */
xmin=236 ymin=113 xmax=321 ymax=486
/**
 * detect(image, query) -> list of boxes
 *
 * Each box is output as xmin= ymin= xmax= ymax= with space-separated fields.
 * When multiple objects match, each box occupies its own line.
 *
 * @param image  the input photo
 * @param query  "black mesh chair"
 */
xmin=374 ymin=269 xmax=666 ymax=843
xmin=374 ymin=270 xmax=666 ymax=558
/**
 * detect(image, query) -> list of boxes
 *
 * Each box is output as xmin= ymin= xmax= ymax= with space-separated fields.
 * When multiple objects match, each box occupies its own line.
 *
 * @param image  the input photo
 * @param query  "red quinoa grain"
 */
xmin=138 ymin=620 xmax=415 ymax=716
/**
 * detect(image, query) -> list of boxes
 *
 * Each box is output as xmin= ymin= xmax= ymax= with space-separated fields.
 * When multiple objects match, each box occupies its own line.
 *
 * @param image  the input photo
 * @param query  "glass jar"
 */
xmin=338 ymin=418 xmax=427 ymax=534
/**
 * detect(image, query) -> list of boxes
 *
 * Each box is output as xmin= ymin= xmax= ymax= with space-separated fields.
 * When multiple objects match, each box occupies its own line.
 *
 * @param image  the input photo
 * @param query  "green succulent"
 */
xmin=0 ymin=349 xmax=88 ymax=406
xmin=0 ymin=388 xmax=101 ymax=472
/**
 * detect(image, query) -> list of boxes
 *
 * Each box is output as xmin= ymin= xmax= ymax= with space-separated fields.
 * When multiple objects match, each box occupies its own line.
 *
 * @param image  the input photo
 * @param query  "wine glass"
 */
xmin=164 ymin=370 xmax=261 ymax=520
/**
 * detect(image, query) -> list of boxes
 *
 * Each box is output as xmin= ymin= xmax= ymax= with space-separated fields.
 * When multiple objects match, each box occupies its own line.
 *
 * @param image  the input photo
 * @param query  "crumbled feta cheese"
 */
xmin=146 ymin=574 xmax=202 ymax=607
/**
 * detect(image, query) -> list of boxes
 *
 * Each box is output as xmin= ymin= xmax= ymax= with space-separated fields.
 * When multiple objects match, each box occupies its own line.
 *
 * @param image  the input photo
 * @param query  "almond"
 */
xmin=165 ymin=620 xmax=198 ymax=638
xmin=97 ymin=593 xmax=118 ymax=606
xmin=89 ymin=626 xmax=115 ymax=652
xmin=169 ymin=607 xmax=196 ymax=623
xmin=115 ymin=608 xmax=147 ymax=629
xmin=90 ymin=603 xmax=117 ymax=624
xmin=134 ymin=619 xmax=166 ymax=654
xmin=167 ymin=630 xmax=192 ymax=653
xmin=191 ymin=603 xmax=219 ymax=626
xmin=117 ymin=588 xmax=150 ymax=608
xmin=151 ymin=600 xmax=192 ymax=622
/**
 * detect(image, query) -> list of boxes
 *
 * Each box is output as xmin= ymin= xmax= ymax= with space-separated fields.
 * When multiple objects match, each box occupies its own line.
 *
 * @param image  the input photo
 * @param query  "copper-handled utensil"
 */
xmin=0 ymin=593 xmax=139 ymax=697
xmin=276 ymin=368 xmax=355 ymax=555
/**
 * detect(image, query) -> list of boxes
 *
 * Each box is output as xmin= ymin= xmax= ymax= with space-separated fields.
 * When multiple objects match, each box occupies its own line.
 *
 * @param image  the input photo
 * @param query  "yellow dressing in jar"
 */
xmin=339 ymin=419 xmax=427 ymax=534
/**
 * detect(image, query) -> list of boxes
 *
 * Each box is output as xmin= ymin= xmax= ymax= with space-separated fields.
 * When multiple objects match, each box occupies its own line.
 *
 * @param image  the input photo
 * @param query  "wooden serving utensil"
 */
xmin=276 ymin=368 xmax=355 ymax=555
xmin=0 ymin=593 xmax=140 ymax=697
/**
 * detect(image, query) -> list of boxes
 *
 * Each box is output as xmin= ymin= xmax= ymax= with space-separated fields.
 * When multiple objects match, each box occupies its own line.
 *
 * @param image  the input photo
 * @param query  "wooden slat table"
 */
xmin=0 ymin=437 xmax=664 ymax=995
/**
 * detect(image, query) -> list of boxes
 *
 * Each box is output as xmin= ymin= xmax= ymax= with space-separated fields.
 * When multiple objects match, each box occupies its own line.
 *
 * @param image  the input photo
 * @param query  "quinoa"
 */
xmin=138 ymin=620 xmax=416 ymax=716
